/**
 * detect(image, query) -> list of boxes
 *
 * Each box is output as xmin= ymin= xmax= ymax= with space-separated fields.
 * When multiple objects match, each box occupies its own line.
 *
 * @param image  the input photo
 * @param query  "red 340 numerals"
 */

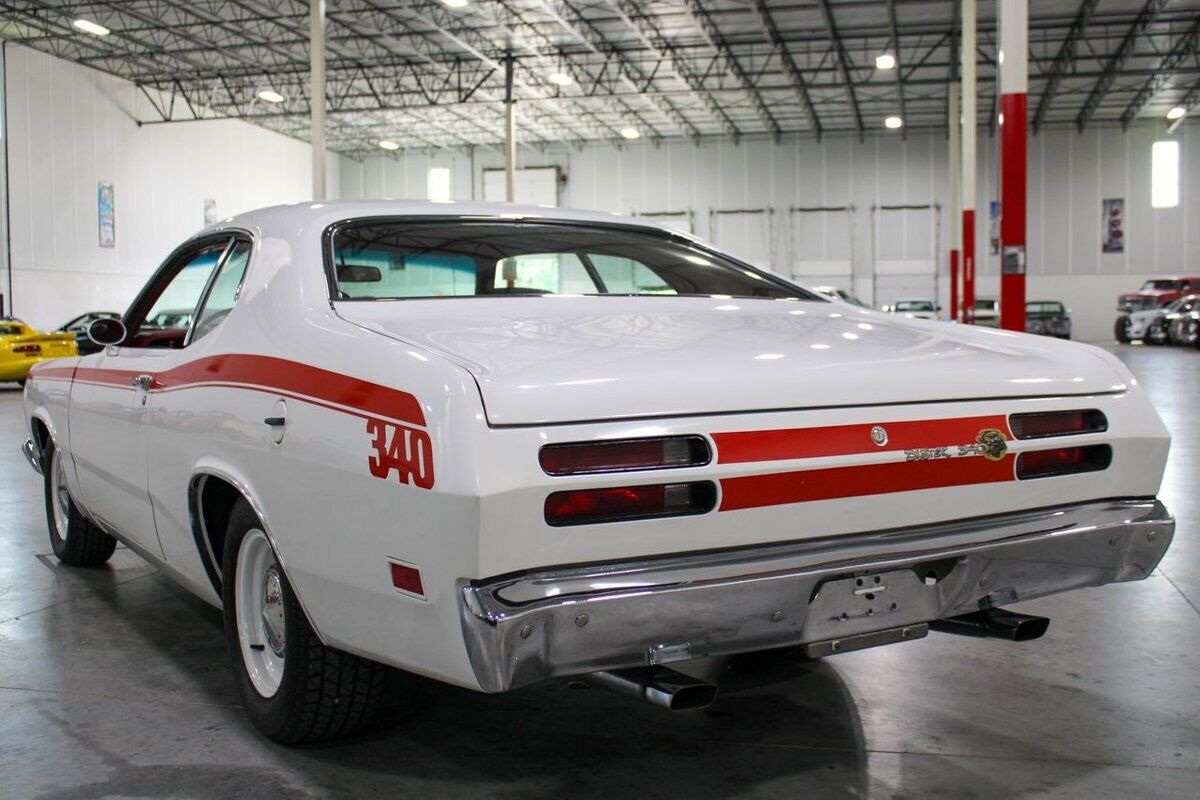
xmin=367 ymin=418 xmax=435 ymax=490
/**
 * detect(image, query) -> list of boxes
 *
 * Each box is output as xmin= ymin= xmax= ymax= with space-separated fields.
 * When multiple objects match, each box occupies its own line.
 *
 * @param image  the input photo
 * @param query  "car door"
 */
xmin=70 ymin=236 xmax=234 ymax=556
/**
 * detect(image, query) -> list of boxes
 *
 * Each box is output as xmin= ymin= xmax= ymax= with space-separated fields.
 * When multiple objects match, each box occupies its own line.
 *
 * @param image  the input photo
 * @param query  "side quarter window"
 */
xmin=190 ymin=240 xmax=252 ymax=344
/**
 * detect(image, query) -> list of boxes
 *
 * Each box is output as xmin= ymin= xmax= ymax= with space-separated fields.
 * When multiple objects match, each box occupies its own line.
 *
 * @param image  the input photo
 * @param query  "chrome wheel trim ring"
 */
xmin=50 ymin=449 xmax=71 ymax=542
xmin=235 ymin=529 xmax=286 ymax=697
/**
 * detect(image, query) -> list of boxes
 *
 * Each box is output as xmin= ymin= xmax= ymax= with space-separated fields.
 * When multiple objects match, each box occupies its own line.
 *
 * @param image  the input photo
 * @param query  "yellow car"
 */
xmin=1 ymin=317 xmax=79 ymax=386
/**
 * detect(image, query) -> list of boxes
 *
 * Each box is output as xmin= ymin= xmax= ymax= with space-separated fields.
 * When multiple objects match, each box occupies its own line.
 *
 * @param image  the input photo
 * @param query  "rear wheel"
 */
xmin=222 ymin=499 xmax=385 ymax=743
xmin=1114 ymin=316 xmax=1132 ymax=344
xmin=1145 ymin=321 xmax=1167 ymax=345
xmin=42 ymin=443 xmax=117 ymax=566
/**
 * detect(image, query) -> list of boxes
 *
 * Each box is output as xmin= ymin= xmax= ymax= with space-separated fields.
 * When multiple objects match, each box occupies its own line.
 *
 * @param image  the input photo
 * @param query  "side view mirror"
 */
xmin=87 ymin=317 xmax=127 ymax=347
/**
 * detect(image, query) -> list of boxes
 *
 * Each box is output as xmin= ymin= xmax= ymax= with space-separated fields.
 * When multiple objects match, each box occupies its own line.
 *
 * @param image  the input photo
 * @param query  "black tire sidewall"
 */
xmin=221 ymin=500 xmax=307 ymax=739
xmin=42 ymin=443 xmax=73 ymax=558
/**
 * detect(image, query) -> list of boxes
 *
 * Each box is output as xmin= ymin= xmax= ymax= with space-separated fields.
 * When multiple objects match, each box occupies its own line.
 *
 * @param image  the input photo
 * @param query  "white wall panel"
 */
xmin=5 ymin=45 xmax=350 ymax=329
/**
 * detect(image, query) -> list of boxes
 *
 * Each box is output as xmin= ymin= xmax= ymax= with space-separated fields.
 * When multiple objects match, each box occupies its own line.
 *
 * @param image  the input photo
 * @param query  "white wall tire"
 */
xmin=221 ymin=499 xmax=386 ymax=743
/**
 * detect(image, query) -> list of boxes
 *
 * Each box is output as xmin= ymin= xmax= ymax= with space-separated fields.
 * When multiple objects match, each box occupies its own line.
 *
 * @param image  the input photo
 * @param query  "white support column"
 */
xmin=310 ymin=0 xmax=327 ymax=201
xmin=961 ymin=0 xmax=977 ymax=322
xmin=504 ymin=54 xmax=516 ymax=203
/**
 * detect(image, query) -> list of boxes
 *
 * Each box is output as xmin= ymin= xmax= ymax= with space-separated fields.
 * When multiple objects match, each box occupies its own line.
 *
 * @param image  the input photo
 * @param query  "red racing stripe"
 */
xmin=719 ymin=454 xmax=1017 ymax=511
xmin=155 ymin=355 xmax=426 ymax=427
xmin=714 ymin=415 xmax=1012 ymax=464
xmin=29 ymin=364 xmax=78 ymax=381
xmin=49 ymin=355 xmax=426 ymax=428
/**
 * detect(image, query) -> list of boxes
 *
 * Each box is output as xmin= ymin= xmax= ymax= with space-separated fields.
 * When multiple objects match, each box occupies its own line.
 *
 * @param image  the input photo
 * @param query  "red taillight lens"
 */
xmin=539 ymin=436 xmax=710 ymax=476
xmin=13 ymin=344 xmax=42 ymax=355
xmin=1016 ymin=445 xmax=1112 ymax=480
xmin=544 ymin=481 xmax=716 ymax=527
xmin=1009 ymin=410 xmax=1107 ymax=440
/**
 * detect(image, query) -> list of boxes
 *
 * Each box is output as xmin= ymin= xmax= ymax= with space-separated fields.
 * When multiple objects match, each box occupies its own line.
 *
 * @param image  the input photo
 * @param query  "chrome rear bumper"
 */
xmin=458 ymin=498 xmax=1173 ymax=692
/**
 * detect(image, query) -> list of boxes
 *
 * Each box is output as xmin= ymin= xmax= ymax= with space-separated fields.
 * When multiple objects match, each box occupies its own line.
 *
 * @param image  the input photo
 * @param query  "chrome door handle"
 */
xmin=132 ymin=375 xmax=153 ymax=391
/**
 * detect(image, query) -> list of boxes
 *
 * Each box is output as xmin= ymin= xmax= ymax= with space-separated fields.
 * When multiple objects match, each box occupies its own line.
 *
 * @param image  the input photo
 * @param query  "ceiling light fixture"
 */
xmin=72 ymin=18 xmax=110 ymax=36
xmin=1166 ymin=106 xmax=1186 ymax=120
xmin=378 ymin=140 xmax=401 ymax=150
xmin=547 ymin=72 xmax=574 ymax=87
xmin=438 ymin=0 xmax=469 ymax=8
xmin=257 ymin=90 xmax=285 ymax=103
xmin=884 ymin=116 xmax=903 ymax=129
xmin=875 ymin=53 xmax=896 ymax=70
xmin=619 ymin=126 xmax=640 ymax=140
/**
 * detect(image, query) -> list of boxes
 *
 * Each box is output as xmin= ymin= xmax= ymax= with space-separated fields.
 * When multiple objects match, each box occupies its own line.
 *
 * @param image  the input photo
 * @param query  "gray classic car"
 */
xmin=1025 ymin=301 xmax=1071 ymax=339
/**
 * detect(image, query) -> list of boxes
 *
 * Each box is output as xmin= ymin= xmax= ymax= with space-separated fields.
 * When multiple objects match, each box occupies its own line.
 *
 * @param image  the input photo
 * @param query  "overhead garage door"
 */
xmin=789 ymin=205 xmax=854 ymax=291
xmin=871 ymin=203 xmax=940 ymax=311
xmin=482 ymin=166 xmax=560 ymax=206
xmin=709 ymin=209 xmax=774 ymax=272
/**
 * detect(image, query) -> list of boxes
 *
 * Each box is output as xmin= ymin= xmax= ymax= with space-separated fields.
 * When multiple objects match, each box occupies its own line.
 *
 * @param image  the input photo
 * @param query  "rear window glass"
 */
xmin=329 ymin=221 xmax=818 ymax=301
xmin=0 ymin=324 xmax=22 ymax=336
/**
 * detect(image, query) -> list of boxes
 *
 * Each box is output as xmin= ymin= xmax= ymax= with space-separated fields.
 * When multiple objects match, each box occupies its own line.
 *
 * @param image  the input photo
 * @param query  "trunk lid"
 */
xmin=337 ymin=297 xmax=1124 ymax=426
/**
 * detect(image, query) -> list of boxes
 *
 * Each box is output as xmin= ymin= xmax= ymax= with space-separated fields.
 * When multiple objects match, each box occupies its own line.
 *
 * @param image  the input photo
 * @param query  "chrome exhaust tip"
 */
xmin=587 ymin=666 xmax=718 ymax=712
xmin=930 ymin=609 xmax=1050 ymax=642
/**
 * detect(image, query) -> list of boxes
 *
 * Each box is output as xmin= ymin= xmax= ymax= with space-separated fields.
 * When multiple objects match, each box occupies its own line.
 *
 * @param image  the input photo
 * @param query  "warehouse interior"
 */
xmin=1 ymin=1 xmax=1199 ymax=797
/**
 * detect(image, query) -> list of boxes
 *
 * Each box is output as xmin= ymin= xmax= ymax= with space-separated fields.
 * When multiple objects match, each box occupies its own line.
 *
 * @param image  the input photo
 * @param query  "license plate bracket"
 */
xmin=802 ymin=567 xmax=952 ymax=642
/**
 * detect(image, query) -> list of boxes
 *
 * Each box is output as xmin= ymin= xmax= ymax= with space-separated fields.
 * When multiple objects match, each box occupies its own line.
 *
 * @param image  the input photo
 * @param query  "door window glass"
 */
xmin=143 ymin=245 xmax=227 ymax=333
xmin=190 ymin=240 xmax=251 ymax=343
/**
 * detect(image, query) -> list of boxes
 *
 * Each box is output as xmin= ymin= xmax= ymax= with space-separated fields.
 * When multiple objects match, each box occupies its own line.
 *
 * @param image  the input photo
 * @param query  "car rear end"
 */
xmin=460 ymin=390 xmax=1172 ymax=692
xmin=0 ymin=329 xmax=78 ymax=383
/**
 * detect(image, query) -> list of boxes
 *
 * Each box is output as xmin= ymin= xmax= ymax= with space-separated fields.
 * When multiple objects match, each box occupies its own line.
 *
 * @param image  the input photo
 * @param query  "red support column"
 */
xmin=998 ymin=0 xmax=1028 ymax=332
xmin=950 ymin=250 xmax=960 ymax=321
xmin=963 ymin=211 xmax=975 ymax=321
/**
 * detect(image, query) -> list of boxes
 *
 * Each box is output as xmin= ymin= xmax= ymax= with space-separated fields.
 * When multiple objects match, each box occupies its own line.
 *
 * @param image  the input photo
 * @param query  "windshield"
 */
xmin=895 ymin=300 xmax=934 ymax=312
xmin=1140 ymin=280 xmax=1178 ymax=291
xmin=975 ymin=299 xmax=997 ymax=311
xmin=1026 ymin=302 xmax=1063 ymax=315
xmin=328 ymin=221 xmax=819 ymax=301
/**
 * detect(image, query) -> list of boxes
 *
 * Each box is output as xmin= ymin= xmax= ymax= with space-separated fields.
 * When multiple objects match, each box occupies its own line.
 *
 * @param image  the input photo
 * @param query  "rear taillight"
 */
xmin=13 ymin=344 xmax=41 ymax=355
xmin=1016 ymin=445 xmax=1112 ymax=480
xmin=544 ymin=481 xmax=716 ymax=527
xmin=539 ymin=436 xmax=710 ymax=476
xmin=1009 ymin=410 xmax=1107 ymax=440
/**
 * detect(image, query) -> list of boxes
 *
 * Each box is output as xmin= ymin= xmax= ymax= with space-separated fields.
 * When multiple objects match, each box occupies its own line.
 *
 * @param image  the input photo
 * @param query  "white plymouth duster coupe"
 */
xmin=22 ymin=202 xmax=1174 ymax=742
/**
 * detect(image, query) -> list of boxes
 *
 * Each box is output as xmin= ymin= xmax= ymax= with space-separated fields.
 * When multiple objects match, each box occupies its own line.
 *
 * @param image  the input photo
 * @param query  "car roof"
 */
xmin=202 ymin=200 xmax=701 ymax=241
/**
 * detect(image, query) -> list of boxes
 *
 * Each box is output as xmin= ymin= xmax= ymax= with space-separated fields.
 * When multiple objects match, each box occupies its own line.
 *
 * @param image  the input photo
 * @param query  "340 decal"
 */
xmin=367 ymin=418 xmax=435 ymax=490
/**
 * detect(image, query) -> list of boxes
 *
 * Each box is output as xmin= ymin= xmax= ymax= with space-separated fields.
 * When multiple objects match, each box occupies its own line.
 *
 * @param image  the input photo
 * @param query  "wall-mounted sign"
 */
xmin=97 ymin=183 xmax=115 ymax=248
xmin=1102 ymin=198 xmax=1124 ymax=253
xmin=988 ymin=201 xmax=1000 ymax=254
xmin=204 ymin=198 xmax=217 ymax=226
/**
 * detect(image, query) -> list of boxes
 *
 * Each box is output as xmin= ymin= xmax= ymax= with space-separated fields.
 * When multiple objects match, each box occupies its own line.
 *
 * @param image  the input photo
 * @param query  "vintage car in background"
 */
xmin=1165 ymin=295 xmax=1200 ymax=346
xmin=22 ymin=201 xmax=1175 ymax=743
xmin=59 ymin=312 xmax=121 ymax=356
xmin=1 ymin=317 xmax=78 ymax=385
xmin=881 ymin=298 xmax=939 ymax=319
xmin=974 ymin=298 xmax=1000 ymax=327
xmin=812 ymin=285 xmax=868 ymax=308
xmin=1122 ymin=300 xmax=1178 ymax=345
xmin=1024 ymin=301 xmax=1071 ymax=339
xmin=1116 ymin=277 xmax=1200 ymax=341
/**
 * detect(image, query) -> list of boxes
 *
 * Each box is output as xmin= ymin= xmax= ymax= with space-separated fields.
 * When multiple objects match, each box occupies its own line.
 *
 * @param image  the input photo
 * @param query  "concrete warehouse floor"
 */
xmin=1 ymin=344 xmax=1198 ymax=799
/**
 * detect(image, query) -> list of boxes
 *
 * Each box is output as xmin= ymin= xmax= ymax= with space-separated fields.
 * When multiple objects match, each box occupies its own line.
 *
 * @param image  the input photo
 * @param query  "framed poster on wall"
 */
xmin=97 ymin=183 xmax=115 ymax=247
xmin=988 ymin=201 xmax=1000 ymax=254
xmin=1103 ymin=198 xmax=1124 ymax=253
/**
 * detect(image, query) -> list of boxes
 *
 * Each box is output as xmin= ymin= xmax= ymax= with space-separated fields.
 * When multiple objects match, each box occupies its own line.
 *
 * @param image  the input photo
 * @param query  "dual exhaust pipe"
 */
xmin=587 ymin=609 xmax=1048 ymax=713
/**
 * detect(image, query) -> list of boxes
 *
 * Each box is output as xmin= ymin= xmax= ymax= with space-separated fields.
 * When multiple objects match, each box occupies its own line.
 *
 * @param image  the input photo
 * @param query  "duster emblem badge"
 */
xmin=973 ymin=429 xmax=1008 ymax=461
xmin=870 ymin=426 xmax=888 ymax=447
